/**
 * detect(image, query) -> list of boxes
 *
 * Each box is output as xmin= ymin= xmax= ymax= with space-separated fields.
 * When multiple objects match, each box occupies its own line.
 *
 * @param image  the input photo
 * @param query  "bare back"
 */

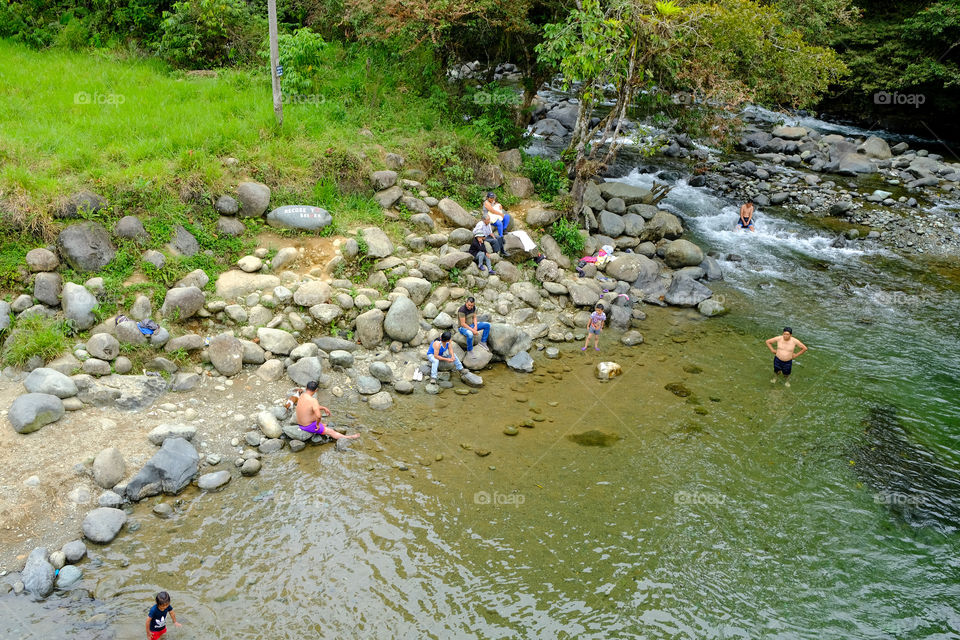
xmin=296 ymin=392 xmax=318 ymax=425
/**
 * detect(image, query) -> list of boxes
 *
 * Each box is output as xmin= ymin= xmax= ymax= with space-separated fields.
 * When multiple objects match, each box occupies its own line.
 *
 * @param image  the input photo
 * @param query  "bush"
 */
xmin=159 ymin=0 xmax=263 ymax=68
xmin=523 ymin=154 xmax=569 ymax=197
xmin=550 ymin=217 xmax=585 ymax=260
xmin=265 ymin=28 xmax=327 ymax=96
xmin=2 ymin=314 xmax=69 ymax=366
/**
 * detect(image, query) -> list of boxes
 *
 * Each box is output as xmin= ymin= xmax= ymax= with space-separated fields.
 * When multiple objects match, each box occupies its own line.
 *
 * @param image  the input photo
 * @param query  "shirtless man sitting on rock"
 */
xmin=765 ymin=327 xmax=807 ymax=388
xmin=296 ymin=381 xmax=359 ymax=439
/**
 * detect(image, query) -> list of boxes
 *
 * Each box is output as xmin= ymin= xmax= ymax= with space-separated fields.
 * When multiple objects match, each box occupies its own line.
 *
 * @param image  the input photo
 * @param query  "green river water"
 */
xmin=3 ymin=174 xmax=960 ymax=640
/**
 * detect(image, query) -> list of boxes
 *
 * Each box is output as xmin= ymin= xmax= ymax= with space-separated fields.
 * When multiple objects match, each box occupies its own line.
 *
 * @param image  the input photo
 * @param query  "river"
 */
xmin=5 ymin=123 xmax=960 ymax=639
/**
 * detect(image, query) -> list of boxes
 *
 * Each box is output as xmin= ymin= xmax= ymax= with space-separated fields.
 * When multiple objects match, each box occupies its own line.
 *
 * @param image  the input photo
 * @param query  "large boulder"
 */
xmin=125 ymin=437 xmax=199 ymax=501
xmin=237 ymin=181 xmax=271 ymax=217
xmin=114 ymin=216 xmax=148 ymax=241
xmin=26 ymin=248 xmax=59 ymax=272
xmin=566 ymin=281 xmax=602 ymax=307
xmin=437 ymin=198 xmax=476 ymax=228
xmin=506 ymin=350 xmax=535 ymax=373
xmin=92 ymin=447 xmax=126 ymax=489
xmin=598 ymin=182 xmax=651 ymax=205
xmin=24 ymin=368 xmax=78 ymax=398
xmin=9 ymin=393 xmax=65 ymax=433
xmin=383 ymin=296 xmax=420 ymax=343
xmin=362 ymin=227 xmax=394 ymax=258
xmin=371 ymin=170 xmax=398 ymax=190
xmin=82 ymin=507 xmax=127 ymax=543
xmin=61 ymin=282 xmax=97 ymax=331
xmin=21 ymin=547 xmax=55 ymax=597
xmin=462 ymin=345 xmax=493 ymax=370
xmin=208 ymin=334 xmax=244 ymax=376
xmin=605 ymin=254 xmax=658 ymax=283
xmin=395 ymin=277 xmax=431 ymax=305
xmin=57 ymin=222 xmax=116 ymax=271
xmin=859 ymin=136 xmax=892 ymax=160
xmin=355 ymin=309 xmax=384 ymax=348
xmin=487 ymin=323 xmax=532 ymax=358
xmin=771 ymin=125 xmax=809 ymax=140
xmin=56 ymin=190 xmax=107 ymax=219
xmin=438 ymin=251 xmax=474 ymax=270
xmin=287 ymin=356 xmax=322 ymax=385
xmin=374 ymin=186 xmax=403 ymax=208
xmin=664 ymin=276 xmax=713 ymax=307
xmin=167 ymin=225 xmax=200 ymax=257
xmin=86 ymin=333 xmax=120 ymax=361
xmin=256 ymin=328 xmax=298 ymax=355
xmin=663 ymin=239 xmax=704 ymax=268
xmin=160 ymin=286 xmax=205 ymax=319
xmin=639 ymin=211 xmax=683 ymax=243
xmin=525 ymin=207 xmax=561 ymax=229
xmin=836 ymin=152 xmax=877 ymax=175
xmin=506 ymin=177 xmax=535 ymax=199
xmin=597 ymin=211 xmax=625 ymax=237
xmin=530 ymin=118 xmax=568 ymax=137
xmin=293 ymin=280 xmax=332 ymax=306
xmin=266 ymin=205 xmax=332 ymax=231
xmin=33 ymin=272 xmax=62 ymax=307
xmin=368 ymin=361 xmax=394 ymax=383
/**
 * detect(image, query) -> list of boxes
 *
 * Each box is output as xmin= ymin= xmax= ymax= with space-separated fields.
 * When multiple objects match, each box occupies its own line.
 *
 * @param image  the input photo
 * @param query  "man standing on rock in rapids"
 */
xmin=296 ymin=381 xmax=359 ymax=439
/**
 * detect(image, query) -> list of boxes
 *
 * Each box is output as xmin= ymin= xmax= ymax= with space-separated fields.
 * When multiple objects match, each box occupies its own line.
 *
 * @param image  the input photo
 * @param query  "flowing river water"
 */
xmin=5 ymin=145 xmax=960 ymax=639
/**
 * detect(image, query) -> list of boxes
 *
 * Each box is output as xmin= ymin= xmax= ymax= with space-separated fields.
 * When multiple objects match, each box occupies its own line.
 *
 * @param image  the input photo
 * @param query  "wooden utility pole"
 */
xmin=268 ymin=0 xmax=283 ymax=126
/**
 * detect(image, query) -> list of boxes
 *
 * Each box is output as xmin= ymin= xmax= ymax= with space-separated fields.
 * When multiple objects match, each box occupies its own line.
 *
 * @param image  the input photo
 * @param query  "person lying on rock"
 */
xmin=427 ymin=331 xmax=465 ymax=384
xmin=482 ymin=192 xmax=511 ymax=251
xmin=458 ymin=296 xmax=490 ymax=352
xmin=296 ymin=381 xmax=359 ymax=439
xmin=473 ymin=211 xmax=504 ymax=255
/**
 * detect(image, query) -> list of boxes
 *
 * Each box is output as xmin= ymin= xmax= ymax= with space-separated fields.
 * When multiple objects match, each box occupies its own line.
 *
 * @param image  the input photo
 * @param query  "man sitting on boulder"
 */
xmin=458 ymin=296 xmax=490 ymax=352
xmin=427 ymin=331 xmax=465 ymax=384
xmin=296 ymin=381 xmax=359 ymax=439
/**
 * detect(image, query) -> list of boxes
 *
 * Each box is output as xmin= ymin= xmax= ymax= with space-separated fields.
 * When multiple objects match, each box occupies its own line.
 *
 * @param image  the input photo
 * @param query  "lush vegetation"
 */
xmin=1 ymin=314 xmax=70 ymax=366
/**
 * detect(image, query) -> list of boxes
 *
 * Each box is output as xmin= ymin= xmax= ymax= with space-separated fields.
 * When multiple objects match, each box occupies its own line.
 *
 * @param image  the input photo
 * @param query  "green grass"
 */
xmin=1 ymin=314 xmax=70 ymax=366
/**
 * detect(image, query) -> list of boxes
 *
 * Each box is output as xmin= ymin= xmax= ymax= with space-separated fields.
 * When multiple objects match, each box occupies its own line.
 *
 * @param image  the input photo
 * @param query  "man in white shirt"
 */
xmin=472 ymin=212 xmax=503 ymax=254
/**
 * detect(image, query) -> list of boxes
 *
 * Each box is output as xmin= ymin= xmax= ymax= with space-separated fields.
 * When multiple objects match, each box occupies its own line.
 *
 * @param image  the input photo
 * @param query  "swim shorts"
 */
xmin=589 ymin=327 xmax=602 ymax=335
xmin=773 ymin=356 xmax=792 ymax=375
xmin=299 ymin=421 xmax=326 ymax=435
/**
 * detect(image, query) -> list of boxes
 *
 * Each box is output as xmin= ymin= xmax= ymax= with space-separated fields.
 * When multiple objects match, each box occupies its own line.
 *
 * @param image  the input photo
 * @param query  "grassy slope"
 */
xmin=0 ymin=39 xmax=498 ymax=313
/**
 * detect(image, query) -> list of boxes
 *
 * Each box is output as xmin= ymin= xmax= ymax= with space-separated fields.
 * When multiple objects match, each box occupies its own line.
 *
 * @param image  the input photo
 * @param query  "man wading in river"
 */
xmin=765 ymin=327 xmax=807 ymax=388
xmin=296 ymin=381 xmax=359 ymax=439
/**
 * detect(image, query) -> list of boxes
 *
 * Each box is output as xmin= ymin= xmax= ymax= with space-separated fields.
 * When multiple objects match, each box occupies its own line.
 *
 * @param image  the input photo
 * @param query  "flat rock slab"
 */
xmin=148 ymin=423 xmax=197 ymax=445
xmin=459 ymin=371 xmax=484 ymax=388
xmin=125 ymin=437 xmax=199 ymax=501
xmin=82 ymin=507 xmax=127 ymax=544
xmin=197 ymin=470 xmax=231 ymax=491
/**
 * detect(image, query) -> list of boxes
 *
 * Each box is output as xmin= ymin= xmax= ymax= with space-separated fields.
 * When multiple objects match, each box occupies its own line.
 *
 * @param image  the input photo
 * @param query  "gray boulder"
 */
xmin=357 ymin=375 xmax=382 ymax=395
xmin=237 ymin=181 xmax=271 ymax=217
xmin=93 ymin=447 xmax=126 ymax=489
xmin=197 ymin=470 xmax=231 ymax=491
xmin=114 ymin=216 xmax=148 ymax=241
xmin=24 ymin=368 xmax=77 ymax=398
xmin=698 ymin=298 xmax=726 ymax=317
xmin=8 ymin=393 xmax=64 ymax=433
xmin=56 ymin=565 xmax=83 ymax=589
xmin=148 ymin=423 xmax=197 ymax=445
xmin=437 ymin=198 xmax=476 ymax=228
xmin=33 ymin=272 xmax=62 ymax=306
xmin=257 ymin=328 xmax=297 ymax=355
xmin=487 ymin=323 xmax=532 ymax=358
xmin=462 ymin=345 xmax=492 ymax=370
xmin=26 ymin=248 xmax=59 ymax=272
xmin=605 ymin=254 xmax=658 ymax=283
xmin=859 ymin=136 xmax=892 ymax=160
xmin=208 ymin=334 xmax=243 ymax=376
xmin=699 ymin=256 xmax=723 ymax=281
xmin=266 ymin=205 xmax=332 ymax=231
xmin=663 ymin=239 xmax=704 ymax=268
xmin=61 ymin=540 xmax=87 ymax=564
xmin=368 ymin=391 xmax=393 ymax=410
xmin=396 ymin=277 xmax=431 ymax=305
xmin=598 ymin=182 xmax=650 ymax=205
xmin=355 ymin=308 xmax=384 ymax=348
xmin=371 ymin=170 xmax=398 ymax=190
xmin=368 ymin=361 xmax=394 ymax=383
xmin=293 ymin=280 xmax=332 ymax=306
xmin=598 ymin=211 xmax=625 ymax=237
xmin=215 ymin=195 xmax=239 ymax=215
xmin=506 ymin=350 xmax=535 ymax=373
xmin=22 ymin=547 xmax=55 ymax=597
xmin=438 ymin=251 xmax=474 ymax=270
xmin=125 ymin=437 xmax=199 ymax=501
xmin=287 ymin=356 xmax=322 ymax=385
xmin=56 ymin=190 xmax=106 ymax=218
xmin=116 ymin=320 xmax=148 ymax=345
xmin=664 ymin=276 xmax=713 ymax=307
xmin=57 ymin=222 xmax=116 ymax=272
xmin=836 ymin=152 xmax=876 ymax=175
xmin=167 ymin=225 xmax=199 ymax=256
xmin=314 ymin=336 xmax=360 ymax=353
xmin=328 ymin=350 xmax=354 ymax=367
xmin=525 ymin=207 xmax=561 ymax=228
xmin=375 ymin=186 xmax=403 ymax=208
xmin=566 ymin=282 xmax=602 ymax=307
xmin=160 ymin=286 xmax=205 ymax=319
xmin=86 ymin=333 xmax=120 ymax=361
xmin=82 ymin=507 xmax=127 ymax=543
xmin=362 ymin=227 xmax=394 ymax=258
xmin=217 ymin=216 xmax=246 ymax=236
xmin=383 ymin=296 xmax=419 ymax=343
xmin=62 ymin=282 xmax=97 ymax=330
xmin=531 ymin=118 xmax=568 ymax=137
xmin=640 ymin=211 xmax=683 ymax=243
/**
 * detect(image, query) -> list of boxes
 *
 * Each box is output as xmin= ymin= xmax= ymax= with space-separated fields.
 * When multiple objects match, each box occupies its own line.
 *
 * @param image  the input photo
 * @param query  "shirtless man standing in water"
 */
xmin=765 ymin=327 xmax=807 ymax=388
xmin=296 ymin=381 xmax=359 ymax=439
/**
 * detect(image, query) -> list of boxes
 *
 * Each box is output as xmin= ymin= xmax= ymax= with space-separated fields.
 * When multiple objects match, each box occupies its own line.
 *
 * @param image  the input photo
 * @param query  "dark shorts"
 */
xmin=773 ymin=356 xmax=792 ymax=375
xmin=589 ymin=327 xmax=602 ymax=335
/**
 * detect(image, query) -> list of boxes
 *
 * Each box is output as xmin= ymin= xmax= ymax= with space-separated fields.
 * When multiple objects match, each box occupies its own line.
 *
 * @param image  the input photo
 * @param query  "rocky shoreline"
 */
xmin=1 ymin=148 xmax=730 ymax=600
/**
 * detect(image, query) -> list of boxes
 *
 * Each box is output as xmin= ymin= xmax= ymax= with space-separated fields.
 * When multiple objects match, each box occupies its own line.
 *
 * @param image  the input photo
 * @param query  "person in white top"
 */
xmin=482 ymin=192 xmax=512 ymax=253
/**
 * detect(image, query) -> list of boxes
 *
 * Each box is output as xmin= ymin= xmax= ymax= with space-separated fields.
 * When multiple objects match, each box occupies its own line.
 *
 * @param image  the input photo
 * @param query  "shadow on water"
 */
xmin=850 ymin=405 xmax=960 ymax=534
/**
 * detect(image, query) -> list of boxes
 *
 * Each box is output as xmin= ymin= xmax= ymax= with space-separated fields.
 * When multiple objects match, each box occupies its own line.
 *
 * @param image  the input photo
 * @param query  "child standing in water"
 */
xmin=147 ymin=591 xmax=181 ymax=639
xmin=582 ymin=304 xmax=606 ymax=351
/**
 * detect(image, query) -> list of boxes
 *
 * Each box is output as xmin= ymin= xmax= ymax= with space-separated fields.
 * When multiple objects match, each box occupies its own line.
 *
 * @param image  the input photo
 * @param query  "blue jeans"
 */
xmin=429 ymin=354 xmax=463 ymax=379
xmin=459 ymin=323 xmax=490 ymax=351
xmin=494 ymin=214 xmax=511 ymax=240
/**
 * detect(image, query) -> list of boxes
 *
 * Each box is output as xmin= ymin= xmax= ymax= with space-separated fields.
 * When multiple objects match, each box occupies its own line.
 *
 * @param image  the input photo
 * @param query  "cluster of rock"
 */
xmin=528 ymin=96 xmax=642 ymax=141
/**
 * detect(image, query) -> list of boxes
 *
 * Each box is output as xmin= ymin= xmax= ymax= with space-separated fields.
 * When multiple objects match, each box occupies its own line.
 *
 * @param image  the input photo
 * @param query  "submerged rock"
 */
xmin=567 ymin=430 xmax=621 ymax=447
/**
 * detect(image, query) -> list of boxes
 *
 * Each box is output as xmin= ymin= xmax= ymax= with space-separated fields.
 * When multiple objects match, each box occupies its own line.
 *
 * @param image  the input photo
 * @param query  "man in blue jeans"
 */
xmin=427 ymin=331 xmax=464 ymax=384
xmin=458 ymin=297 xmax=490 ymax=352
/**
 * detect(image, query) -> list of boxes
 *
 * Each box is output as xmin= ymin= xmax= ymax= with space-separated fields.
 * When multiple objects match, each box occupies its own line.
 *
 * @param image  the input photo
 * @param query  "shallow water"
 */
xmin=7 ymin=172 xmax=960 ymax=639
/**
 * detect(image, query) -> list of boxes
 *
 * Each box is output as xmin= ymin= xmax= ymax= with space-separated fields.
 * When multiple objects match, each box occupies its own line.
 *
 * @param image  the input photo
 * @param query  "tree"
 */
xmin=537 ymin=0 xmax=848 ymax=214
